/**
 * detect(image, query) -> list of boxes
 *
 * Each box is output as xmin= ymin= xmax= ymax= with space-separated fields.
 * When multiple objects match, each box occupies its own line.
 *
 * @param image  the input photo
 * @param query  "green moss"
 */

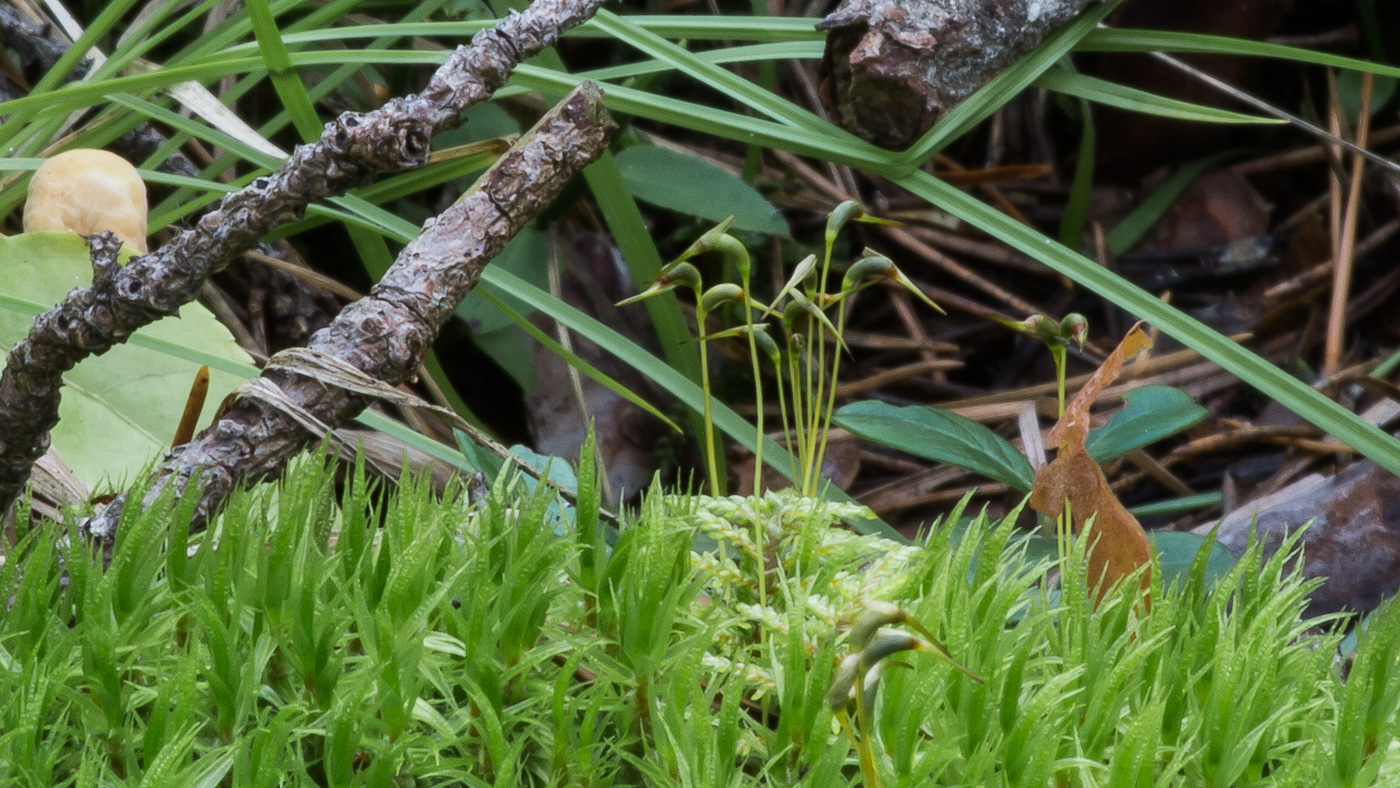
xmin=1 ymin=461 xmax=1396 ymax=786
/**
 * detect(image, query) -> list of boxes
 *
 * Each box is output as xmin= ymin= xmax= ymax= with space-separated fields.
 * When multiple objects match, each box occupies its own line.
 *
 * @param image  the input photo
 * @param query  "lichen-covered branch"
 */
xmin=818 ymin=0 xmax=1102 ymax=148
xmin=84 ymin=83 xmax=613 ymax=542
xmin=0 ymin=0 xmax=607 ymax=514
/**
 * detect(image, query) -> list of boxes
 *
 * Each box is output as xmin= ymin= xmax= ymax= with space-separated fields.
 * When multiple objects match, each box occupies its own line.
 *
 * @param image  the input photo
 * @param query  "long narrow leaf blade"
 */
xmin=898 ymin=169 xmax=1400 ymax=478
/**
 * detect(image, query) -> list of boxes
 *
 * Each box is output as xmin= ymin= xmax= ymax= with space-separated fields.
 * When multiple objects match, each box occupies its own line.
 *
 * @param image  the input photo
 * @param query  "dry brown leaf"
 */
xmin=1030 ymin=444 xmax=1152 ymax=603
xmin=1035 ymin=325 xmax=1156 ymax=605
xmin=1047 ymin=324 xmax=1153 ymax=450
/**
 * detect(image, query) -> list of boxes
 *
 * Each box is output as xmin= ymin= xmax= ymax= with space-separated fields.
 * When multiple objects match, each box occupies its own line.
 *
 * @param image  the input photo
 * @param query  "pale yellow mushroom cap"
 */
xmin=22 ymin=149 xmax=148 ymax=253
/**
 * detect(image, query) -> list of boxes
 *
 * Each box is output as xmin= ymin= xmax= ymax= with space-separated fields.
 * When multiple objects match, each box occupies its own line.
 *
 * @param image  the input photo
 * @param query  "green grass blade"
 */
xmin=258 ymin=16 xmax=827 ymax=46
xmin=588 ymin=10 xmax=830 ymax=134
xmin=1079 ymin=28 xmax=1400 ymax=79
xmin=1060 ymin=97 xmax=1095 ymax=250
xmin=896 ymin=0 xmax=1121 ymax=167
xmin=577 ymin=41 xmax=822 ymax=83
xmin=897 ymin=168 xmax=1400 ymax=477
xmin=244 ymin=0 xmax=323 ymax=142
xmin=1035 ymin=68 xmax=1281 ymax=124
xmin=511 ymin=66 xmax=882 ymax=168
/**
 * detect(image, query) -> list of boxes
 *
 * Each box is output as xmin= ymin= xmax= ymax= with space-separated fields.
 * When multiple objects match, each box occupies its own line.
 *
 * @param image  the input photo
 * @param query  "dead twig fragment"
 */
xmin=817 ymin=0 xmax=1102 ymax=148
xmin=84 ymin=83 xmax=614 ymax=542
xmin=1323 ymin=72 xmax=1373 ymax=374
xmin=0 ymin=0 xmax=608 ymax=515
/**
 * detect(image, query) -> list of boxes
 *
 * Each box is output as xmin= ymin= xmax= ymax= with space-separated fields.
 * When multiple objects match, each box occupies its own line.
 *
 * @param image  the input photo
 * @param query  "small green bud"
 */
xmin=859 ymin=628 xmax=922 ymax=671
xmin=700 ymin=283 xmax=745 ymax=313
xmin=1059 ymin=313 xmax=1088 ymax=350
xmin=615 ymin=262 xmax=702 ymax=307
xmin=825 ymin=653 xmax=862 ymax=710
xmin=850 ymin=600 xmax=904 ymax=650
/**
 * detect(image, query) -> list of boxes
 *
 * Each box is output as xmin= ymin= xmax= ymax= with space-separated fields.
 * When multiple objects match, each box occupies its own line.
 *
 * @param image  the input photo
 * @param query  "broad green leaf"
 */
xmin=472 ymin=326 xmax=538 ymax=393
xmin=453 ymin=429 xmax=504 ymax=480
xmin=835 ymin=400 xmax=1036 ymax=492
xmin=1337 ymin=70 xmax=1397 ymax=123
xmin=1151 ymin=531 xmax=1236 ymax=588
xmin=1085 ymin=386 xmax=1208 ymax=463
xmin=0 ymin=232 xmax=255 ymax=490
xmin=614 ymin=145 xmax=789 ymax=235
xmin=456 ymin=226 xmax=548 ymax=335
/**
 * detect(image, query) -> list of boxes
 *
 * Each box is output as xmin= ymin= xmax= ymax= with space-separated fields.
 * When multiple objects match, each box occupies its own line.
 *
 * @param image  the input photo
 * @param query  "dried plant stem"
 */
xmin=1324 ymin=73 xmax=1373 ymax=375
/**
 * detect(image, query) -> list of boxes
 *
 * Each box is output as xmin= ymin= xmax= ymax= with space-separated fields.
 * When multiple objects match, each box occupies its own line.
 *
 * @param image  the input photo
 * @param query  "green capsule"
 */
xmin=825 ymin=200 xmax=864 ymax=245
xmin=676 ymin=216 xmax=737 ymax=262
xmin=674 ymin=221 xmax=752 ymax=279
xmin=849 ymin=600 xmax=904 ymax=650
xmin=859 ymin=629 xmax=922 ymax=671
xmin=1059 ymin=313 xmax=1088 ymax=350
xmin=825 ymin=652 xmax=862 ymax=710
xmin=770 ymin=254 xmax=818 ymax=310
xmin=860 ymin=660 xmax=913 ymax=714
xmin=701 ymin=283 xmax=746 ymax=313
xmin=615 ymin=262 xmax=702 ymax=307
xmin=751 ymin=327 xmax=781 ymax=364
xmin=841 ymin=253 xmax=894 ymax=292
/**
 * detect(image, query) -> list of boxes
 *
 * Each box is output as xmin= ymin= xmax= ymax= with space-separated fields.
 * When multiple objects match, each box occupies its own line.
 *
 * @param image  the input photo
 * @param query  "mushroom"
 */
xmin=22 ymin=149 xmax=148 ymax=253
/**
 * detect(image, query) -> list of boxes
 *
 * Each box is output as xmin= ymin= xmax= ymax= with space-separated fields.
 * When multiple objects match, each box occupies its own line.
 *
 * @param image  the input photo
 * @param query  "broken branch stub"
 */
xmin=0 ymin=0 xmax=607 ymax=515
xmin=818 ymin=0 xmax=1102 ymax=148
xmin=84 ymin=82 xmax=614 ymax=543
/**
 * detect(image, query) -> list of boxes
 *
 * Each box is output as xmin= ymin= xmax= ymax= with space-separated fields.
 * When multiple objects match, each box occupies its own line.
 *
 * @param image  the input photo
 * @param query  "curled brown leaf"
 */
xmin=1034 ymin=325 xmax=1155 ymax=605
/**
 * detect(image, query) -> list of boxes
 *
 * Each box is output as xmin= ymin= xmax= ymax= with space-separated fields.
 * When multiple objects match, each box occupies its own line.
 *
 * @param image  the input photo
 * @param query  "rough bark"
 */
xmin=0 ymin=0 xmax=607 ymax=514
xmin=83 ymin=83 xmax=613 ymax=542
xmin=818 ymin=0 xmax=1102 ymax=148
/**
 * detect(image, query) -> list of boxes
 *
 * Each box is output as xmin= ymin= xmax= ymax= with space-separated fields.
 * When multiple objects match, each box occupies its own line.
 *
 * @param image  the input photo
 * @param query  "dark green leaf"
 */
xmin=473 ymin=326 xmax=537 ymax=393
xmin=456 ymin=226 xmax=548 ymax=335
xmin=1337 ymin=71 xmax=1397 ymax=124
xmin=1086 ymin=386 xmax=1208 ymax=463
xmin=615 ymin=145 xmax=788 ymax=235
xmin=1105 ymin=154 xmax=1233 ymax=256
xmin=1151 ymin=531 xmax=1235 ymax=588
xmin=835 ymin=400 xmax=1035 ymax=491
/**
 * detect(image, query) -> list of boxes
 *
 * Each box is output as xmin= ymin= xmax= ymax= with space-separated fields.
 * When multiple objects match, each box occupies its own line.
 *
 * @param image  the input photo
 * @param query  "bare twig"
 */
xmin=84 ymin=83 xmax=614 ymax=542
xmin=0 ymin=0 xmax=607 ymax=515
